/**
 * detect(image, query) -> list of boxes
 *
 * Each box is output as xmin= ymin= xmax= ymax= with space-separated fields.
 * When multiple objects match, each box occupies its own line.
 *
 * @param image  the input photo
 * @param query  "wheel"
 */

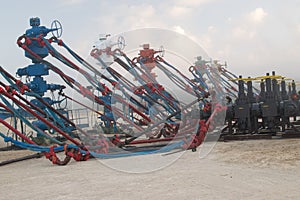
xmin=117 ymin=36 xmax=125 ymax=50
xmin=159 ymin=45 xmax=165 ymax=57
xmin=51 ymin=20 xmax=63 ymax=38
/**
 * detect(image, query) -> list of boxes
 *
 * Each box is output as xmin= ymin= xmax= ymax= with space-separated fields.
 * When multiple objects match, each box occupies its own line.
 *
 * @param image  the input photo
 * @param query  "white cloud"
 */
xmin=129 ymin=4 xmax=155 ymax=17
xmin=169 ymin=0 xmax=216 ymax=18
xmin=169 ymin=5 xmax=190 ymax=17
xmin=173 ymin=25 xmax=185 ymax=34
xmin=59 ymin=0 xmax=85 ymax=6
xmin=230 ymin=8 xmax=268 ymax=40
xmin=176 ymin=0 xmax=216 ymax=7
xmin=192 ymin=26 xmax=216 ymax=52
xmin=232 ymin=26 xmax=256 ymax=39
xmin=208 ymin=26 xmax=216 ymax=33
xmin=197 ymin=34 xmax=212 ymax=51
xmin=248 ymin=8 xmax=268 ymax=24
xmin=125 ymin=4 xmax=163 ymax=29
xmin=95 ymin=4 xmax=163 ymax=31
xmin=297 ymin=24 xmax=300 ymax=33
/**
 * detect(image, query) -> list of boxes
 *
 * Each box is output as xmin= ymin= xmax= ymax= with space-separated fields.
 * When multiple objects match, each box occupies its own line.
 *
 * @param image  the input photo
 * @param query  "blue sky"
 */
xmin=1 ymin=0 xmax=300 ymax=80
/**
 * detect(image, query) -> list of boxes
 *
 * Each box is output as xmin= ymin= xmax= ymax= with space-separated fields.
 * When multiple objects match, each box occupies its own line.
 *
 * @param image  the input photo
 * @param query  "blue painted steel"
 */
xmin=25 ymin=17 xmax=56 ymax=61
xmin=0 ymin=132 xmax=184 ymax=158
xmin=20 ymin=17 xmax=65 ymax=97
xmin=13 ymin=17 xmax=75 ymax=138
xmin=17 ymin=64 xmax=49 ymax=76
xmin=99 ymin=95 xmax=114 ymax=125
xmin=0 ymin=95 xmax=63 ymax=144
xmin=0 ymin=109 xmax=12 ymax=120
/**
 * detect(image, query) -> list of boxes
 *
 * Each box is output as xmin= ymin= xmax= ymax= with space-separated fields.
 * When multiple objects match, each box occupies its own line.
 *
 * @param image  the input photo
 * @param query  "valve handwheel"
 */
xmin=117 ymin=36 xmax=126 ymax=50
xmin=159 ymin=45 xmax=165 ymax=57
xmin=51 ymin=20 xmax=63 ymax=38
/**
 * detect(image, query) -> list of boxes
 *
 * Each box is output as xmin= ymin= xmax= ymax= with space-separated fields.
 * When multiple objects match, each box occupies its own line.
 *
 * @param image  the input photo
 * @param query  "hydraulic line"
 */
xmin=125 ymin=97 xmax=202 ymax=144
xmin=0 ymin=87 xmax=83 ymax=147
xmin=17 ymin=39 xmax=153 ymax=127
xmin=0 ymin=99 xmax=63 ymax=144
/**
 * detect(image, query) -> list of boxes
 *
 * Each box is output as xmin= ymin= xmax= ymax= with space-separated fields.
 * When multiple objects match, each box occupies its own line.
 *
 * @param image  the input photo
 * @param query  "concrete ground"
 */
xmin=0 ymin=138 xmax=299 ymax=200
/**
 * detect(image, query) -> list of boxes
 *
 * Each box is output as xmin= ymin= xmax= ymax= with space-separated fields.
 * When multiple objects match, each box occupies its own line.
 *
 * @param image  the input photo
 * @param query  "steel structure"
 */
xmin=0 ymin=17 xmax=227 ymax=165
xmin=1 ymin=17 xmax=297 ymax=166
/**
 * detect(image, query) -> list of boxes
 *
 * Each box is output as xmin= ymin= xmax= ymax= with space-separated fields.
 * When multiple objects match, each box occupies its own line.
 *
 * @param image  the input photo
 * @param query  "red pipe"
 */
xmin=0 ymin=118 xmax=35 ymax=145
xmin=0 ymin=88 xmax=82 ymax=147
xmin=128 ymin=137 xmax=182 ymax=145
xmin=18 ymin=39 xmax=152 ymax=124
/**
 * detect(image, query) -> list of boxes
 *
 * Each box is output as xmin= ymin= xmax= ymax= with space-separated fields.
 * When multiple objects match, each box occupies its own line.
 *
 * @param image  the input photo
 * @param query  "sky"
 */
xmin=1 ymin=0 xmax=300 ymax=81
